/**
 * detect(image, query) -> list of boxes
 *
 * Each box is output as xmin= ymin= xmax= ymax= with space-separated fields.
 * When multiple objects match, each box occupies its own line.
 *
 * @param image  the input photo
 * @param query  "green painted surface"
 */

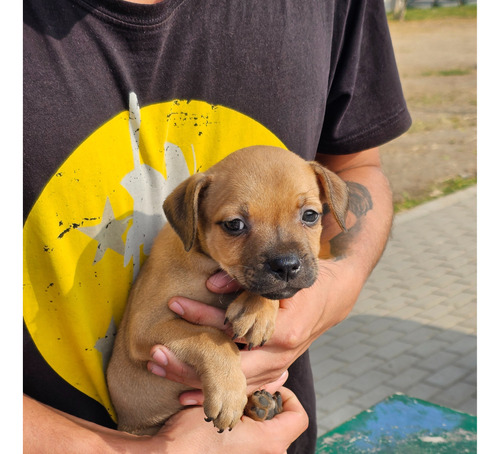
xmin=316 ymin=394 xmax=477 ymax=453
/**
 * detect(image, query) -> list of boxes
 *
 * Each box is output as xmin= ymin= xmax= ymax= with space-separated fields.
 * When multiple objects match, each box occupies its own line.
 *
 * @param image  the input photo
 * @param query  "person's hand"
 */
xmin=147 ymin=271 xmax=290 ymax=399
xmin=24 ymin=387 xmax=307 ymax=454
xmin=154 ymin=386 xmax=308 ymax=454
xmin=148 ymin=263 xmax=354 ymax=393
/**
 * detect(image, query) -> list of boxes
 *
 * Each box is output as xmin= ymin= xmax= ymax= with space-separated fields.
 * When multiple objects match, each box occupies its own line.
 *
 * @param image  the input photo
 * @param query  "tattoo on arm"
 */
xmin=346 ymin=181 xmax=373 ymax=217
xmin=328 ymin=181 xmax=373 ymax=261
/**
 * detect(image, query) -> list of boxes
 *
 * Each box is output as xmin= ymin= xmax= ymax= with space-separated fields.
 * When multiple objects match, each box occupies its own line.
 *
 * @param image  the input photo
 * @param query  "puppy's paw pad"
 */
xmin=244 ymin=390 xmax=283 ymax=421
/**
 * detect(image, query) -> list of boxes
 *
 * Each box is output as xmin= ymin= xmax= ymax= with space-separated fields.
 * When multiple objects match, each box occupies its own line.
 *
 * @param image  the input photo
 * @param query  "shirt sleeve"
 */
xmin=317 ymin=0 xmax=412 ymax=155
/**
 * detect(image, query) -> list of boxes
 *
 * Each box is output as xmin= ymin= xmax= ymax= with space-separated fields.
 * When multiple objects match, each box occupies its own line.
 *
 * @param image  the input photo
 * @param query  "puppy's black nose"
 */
xmin=267 ymin=255 xmax=301 ymax=282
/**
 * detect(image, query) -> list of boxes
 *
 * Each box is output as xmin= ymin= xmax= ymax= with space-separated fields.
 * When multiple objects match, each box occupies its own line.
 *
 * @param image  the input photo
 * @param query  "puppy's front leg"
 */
xmin=144 ymin=319 xmax=248 ymax=432
xmin=224 ymin=293 xmax=279 ymax=349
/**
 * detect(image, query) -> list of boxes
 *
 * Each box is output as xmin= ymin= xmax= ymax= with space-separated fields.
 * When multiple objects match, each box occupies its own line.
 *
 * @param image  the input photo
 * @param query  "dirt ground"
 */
xmin=381 ymin=17 xmax=477 ymax=204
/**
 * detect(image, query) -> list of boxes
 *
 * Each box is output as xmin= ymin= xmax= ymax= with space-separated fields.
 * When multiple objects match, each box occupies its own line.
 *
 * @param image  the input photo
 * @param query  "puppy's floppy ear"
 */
xmin=309 ymin=162 xmax=349 ymax=232
xmin=163 ymin=173 xmax=212 ymax=252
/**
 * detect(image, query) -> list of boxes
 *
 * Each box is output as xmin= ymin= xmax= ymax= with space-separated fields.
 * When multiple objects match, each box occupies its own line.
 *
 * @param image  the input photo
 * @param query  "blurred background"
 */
xmin=381 ymin=1 xmax=477 ymax=210
xmin=311 ymin=2 xmax=477 ymax=446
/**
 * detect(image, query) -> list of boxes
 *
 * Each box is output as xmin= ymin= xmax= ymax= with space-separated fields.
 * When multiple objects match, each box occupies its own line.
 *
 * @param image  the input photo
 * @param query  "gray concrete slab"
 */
xmin=311 ymin=186 xmax=477 ymax=436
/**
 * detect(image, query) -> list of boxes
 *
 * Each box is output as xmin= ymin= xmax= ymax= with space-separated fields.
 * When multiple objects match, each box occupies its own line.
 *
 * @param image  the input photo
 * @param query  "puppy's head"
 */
xmin=163 ymin=146 xmax=348 ymax=299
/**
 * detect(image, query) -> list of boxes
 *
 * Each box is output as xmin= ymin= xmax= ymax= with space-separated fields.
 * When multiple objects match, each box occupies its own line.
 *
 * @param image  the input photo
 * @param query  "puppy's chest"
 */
xmin=201 ymin=291 xmax=240 ymax=311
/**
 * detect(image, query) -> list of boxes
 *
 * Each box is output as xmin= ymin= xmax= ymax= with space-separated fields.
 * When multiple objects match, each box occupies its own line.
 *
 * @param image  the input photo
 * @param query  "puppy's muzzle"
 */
xmin=265 ymin=254 xmax=302 ymax=282
xmin=242 ymin=251 xmax=317 ymax=300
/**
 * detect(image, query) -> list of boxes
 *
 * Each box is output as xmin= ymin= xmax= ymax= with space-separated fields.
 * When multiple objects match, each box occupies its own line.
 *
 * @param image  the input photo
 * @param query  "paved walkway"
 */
xmin=311 ymin=186 xmax=477 ymax=436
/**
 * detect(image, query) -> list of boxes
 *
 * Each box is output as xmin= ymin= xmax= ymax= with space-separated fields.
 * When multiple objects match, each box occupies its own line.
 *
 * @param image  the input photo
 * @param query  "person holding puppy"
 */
xmin=23 ymin=0 xmax=411 ymax=452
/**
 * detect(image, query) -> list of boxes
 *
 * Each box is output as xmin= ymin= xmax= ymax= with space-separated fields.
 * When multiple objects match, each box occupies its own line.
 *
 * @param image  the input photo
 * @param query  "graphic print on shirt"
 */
xmin=23 ymin=95 xmax=285 ymax=419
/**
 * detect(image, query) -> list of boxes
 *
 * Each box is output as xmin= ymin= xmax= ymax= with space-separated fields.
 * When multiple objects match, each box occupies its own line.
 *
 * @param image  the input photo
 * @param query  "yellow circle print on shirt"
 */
xmin=23 ymin=94 xmax=286 ymax=420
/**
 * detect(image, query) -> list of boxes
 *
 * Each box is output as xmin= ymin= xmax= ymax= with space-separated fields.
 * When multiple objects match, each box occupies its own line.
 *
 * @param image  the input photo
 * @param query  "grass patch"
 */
xmin=388 ymin=4 xmax=476 ymax=21
xmin=393 ymin=175 xmax=476 ymax=213
xmin=407 ymin=114 xmax=475 ymax=134
xmin=421 ymin=68 xmax=472 ymax=77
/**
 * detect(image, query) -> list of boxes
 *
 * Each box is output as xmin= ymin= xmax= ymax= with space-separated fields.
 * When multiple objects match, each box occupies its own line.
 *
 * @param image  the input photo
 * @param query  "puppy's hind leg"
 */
xmin=244 ymin=390 xmax=283 ymax=421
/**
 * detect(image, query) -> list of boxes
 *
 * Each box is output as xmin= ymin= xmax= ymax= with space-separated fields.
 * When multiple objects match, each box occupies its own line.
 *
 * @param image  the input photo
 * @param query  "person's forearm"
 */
xmin=24 ymin=391 xmax=307 ymax=454
xmin=315 ymin=148 xmax=393 ymax=326
xmin=23 ymin=394 xmax=147 ymax=454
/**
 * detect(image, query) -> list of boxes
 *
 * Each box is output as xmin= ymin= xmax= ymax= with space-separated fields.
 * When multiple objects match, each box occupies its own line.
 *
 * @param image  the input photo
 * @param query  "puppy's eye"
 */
xmin=302 ymin=210 xmax=320 ymax=226
xmin=221 ymin=219 xmax=247 ymax=235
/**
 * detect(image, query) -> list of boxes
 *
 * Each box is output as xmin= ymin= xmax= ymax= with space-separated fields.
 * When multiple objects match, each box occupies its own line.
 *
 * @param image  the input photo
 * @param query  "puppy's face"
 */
xmin=200 ymin=160 xmax=324 ymax=299
xmin=164 ymin=146 xmax=348 ymax=300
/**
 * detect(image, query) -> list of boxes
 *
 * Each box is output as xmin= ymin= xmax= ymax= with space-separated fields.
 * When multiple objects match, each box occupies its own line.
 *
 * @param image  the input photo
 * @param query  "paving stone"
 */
xmin=407 ymin=382 xmax=441 ymax=401
xmin=326 ymin=318 xmax=363 ymax=337
xmin=341 ymin=356 xmax=385 ymax=376
xmin=453 ymin=301 xmax=477 ymax=317
xmin=315 ymin=371 xmax=355 ymax=396
xmin=387 ymin=367 xmax=430 ymax=389
xmin=444 ymin=335 xmax=477 ymax=354
xmin=434 ymin=283 xmax=473 ymax=298
xmin=367 ymin=277 xmax=403 ymax=292
xmin=363 ymin=329 xmax=402 ymax=347
xmin=389 ymin=319 xmax=421 ymax=334
xmin=352 ymin=298 xmax=386 ymax=313
xmin=331 ymin=331 xmax=370 ymax=350
xmin=456 ymin=351 xmax=477 ymax=370
xmin=418 ymin=304 xmax=453 ymax=320
xmin=312 ymin=357 xmax=347 ymax=381
xmin=438 ymin=382 xmax=476 ymax=409
xmin=417 ymin=267 xmax=455 ymax=280
xmin=345 ymin=370 xmax=392 ymax=393
xmin=455 ymin=318 xmax=477 ymax=334
xmin=390 ymin=304 xmax=422 ymax=320
xmin=352 ymin=385 xmax=394 ymax=409
xmin=316 ymin=388 xmax=360 ymax=413
xmin=317 ymin=404 xmax=364 ymax=436
xmin=412 ymin=293 xmax=447 ymax=309
xmin=311 ymin=188 xmax=477 ymax=431
xmin=460 ymin=397 xmax=477 ymax=416
xmin=382 ymin=353 xmax=421 ymax=375
xmin=372 ymin=340 xmax=413 ymax=360
xmin=432 ymin=273 xmax=462 ymax=288
xmin=419 ymin=351 xmax=460 ymax=372
xmin=361 ymin=307 xmax=392 ymax=317
xmin=463 ymin=371 xmax=477 ymax=387
xmin=426 ymin=365 xmax=469 ymax=387
xmin=334 ymin=344 xmax=374 ymax=363
xmin=358 ymin=317 xmax=399 ymax=335
xmin=434 ymin=329 xmax=467 ymax=344
xmin=403 ymin=284 xmax=441 ymax=300
xmin=310 ymin=343 xmax=342 ymax=365
xmin=400 ymin=326 xmax=441 ymax=344
xmin=447 ymin=292 xmax=477 ymax=308
xmin=432 ymin=314 xmax=464 ymax=330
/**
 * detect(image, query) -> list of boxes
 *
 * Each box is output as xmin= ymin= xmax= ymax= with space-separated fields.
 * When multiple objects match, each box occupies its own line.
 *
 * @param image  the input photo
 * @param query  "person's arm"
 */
xmin=150 ymin=147 xmax=393 ymax=390
xmin=24 ymin=387 xmax=308 ymax=454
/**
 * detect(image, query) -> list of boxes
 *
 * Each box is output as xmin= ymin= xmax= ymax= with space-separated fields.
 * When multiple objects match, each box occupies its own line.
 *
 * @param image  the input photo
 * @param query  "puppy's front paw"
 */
xmin=225 ymin=294 xmax=278 ymax=349
xmin=203 ymin=370 xmax=248 ymax=432
xmin=244 ymin=390 xmax=283 ymax=421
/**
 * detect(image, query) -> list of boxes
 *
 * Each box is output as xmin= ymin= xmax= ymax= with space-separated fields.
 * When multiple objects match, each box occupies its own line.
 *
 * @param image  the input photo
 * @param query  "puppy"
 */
xmin=107 ymin=145 xmax=348 ymax=435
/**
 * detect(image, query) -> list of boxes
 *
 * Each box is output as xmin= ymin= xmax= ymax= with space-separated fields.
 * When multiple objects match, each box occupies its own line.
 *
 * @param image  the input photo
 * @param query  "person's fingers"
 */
xmin=274 ymin=386 xmax=307 ymax=416
xmin=168 ymin=297 xmax=229 ymax=331
xmin=206 ymin=271 xmax=242 ymax=294
xmin=259 ymin=370 xmax=289 ymax=395
xmin=239 ymin=344 xmax=291 ymax=390
xmin=148 ymin=345 xmax=202 ymax=388
xmin=259 ymin=386 xmax=309 ymax=438
xmin=178 ymin=389 xmax=205 ymax=407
